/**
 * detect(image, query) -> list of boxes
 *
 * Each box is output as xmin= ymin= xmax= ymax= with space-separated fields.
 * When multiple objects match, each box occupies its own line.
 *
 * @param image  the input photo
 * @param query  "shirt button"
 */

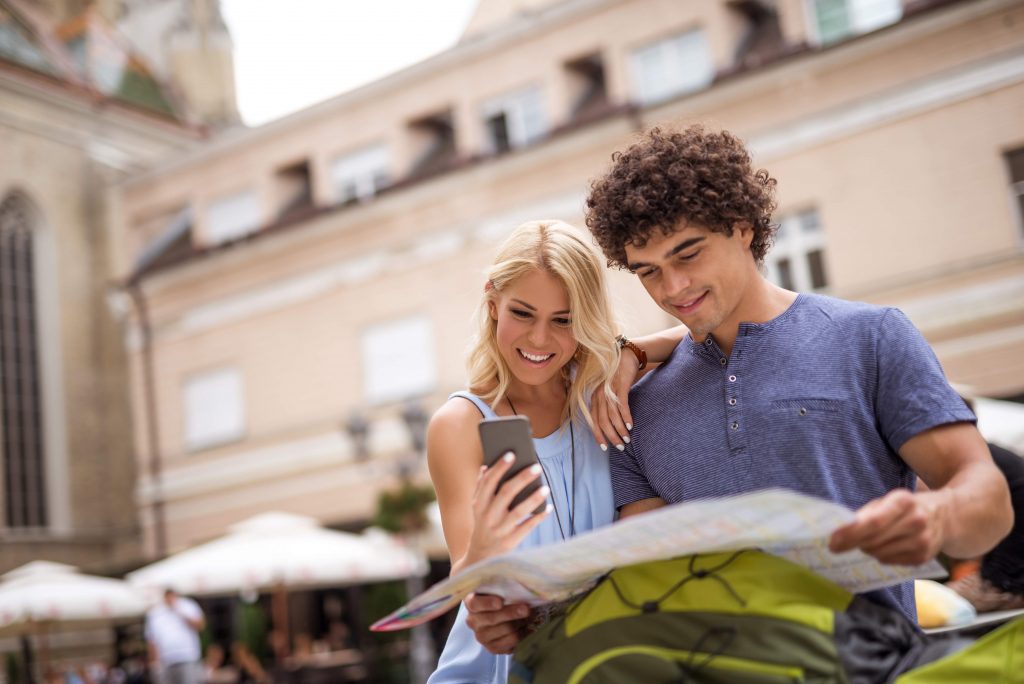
xmin=728 ymin=375 xmax=737 ymax=382
xmin=705 ymin=337 xmax=713 ymax=346
xmin=719 ymin=358 xmax=727 ymax=366
xmin=799 ymin=408 xmax=807 ymax=416
xmin=731 ymin=421 xmax=739 ymax=430
xmin=728 ymin=398 xmax=737 ymax=406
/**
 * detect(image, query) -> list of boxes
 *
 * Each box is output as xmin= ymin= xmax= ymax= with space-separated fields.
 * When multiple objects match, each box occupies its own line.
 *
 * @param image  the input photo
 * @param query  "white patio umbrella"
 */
xmin=126 ymin=511 xmax=428 ymax=658
xmin=126 ymin=511 xmax=427 ymax=596
xmin=0 ymin=561 xmax=149 ymax=677
xmin=976 ymin=397 xmax=1024 ymax=454
xmin=0 ymin=561 xmax=148 ymax=636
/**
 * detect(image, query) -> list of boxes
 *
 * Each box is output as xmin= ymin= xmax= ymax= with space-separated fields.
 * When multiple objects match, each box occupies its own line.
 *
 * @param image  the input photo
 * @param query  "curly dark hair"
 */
xmin=585 ymin=125 xmax=778 ymax=268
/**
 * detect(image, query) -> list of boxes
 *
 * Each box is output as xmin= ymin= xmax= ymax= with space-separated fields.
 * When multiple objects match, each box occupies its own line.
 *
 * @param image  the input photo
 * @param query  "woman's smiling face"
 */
xmin=490 ymin=268 xmax=576 ymax=387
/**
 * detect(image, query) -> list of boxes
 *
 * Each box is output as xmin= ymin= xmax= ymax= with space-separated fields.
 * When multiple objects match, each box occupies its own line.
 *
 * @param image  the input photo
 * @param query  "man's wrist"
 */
xmin=616 ymin=335 xmax=647 ymax=371
xmin=928 ymin=487 xmax=954 ymax=553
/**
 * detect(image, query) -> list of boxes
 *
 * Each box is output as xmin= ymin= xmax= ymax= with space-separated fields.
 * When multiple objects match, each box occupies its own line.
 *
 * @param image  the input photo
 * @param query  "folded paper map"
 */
xmin=371 ymin=489 xmax=945 ymax=631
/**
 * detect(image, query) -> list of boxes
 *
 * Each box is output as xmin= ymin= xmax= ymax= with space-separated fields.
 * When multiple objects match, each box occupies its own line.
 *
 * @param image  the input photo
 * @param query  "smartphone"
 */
xmin=478 ymin=416 xmax=546 ymax=515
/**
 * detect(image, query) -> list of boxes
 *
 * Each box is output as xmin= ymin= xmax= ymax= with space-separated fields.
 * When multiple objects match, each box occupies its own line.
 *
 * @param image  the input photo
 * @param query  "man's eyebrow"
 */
xmin=510 ymin=299 xmax=570 ymax=315
xmin=627 ymin=236 xmax=705 ymax=271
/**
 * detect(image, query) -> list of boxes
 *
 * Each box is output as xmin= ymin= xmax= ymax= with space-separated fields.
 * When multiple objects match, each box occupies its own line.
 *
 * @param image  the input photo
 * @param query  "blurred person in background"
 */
xmin=229 ymin=643 xmax=268 ymax=684
xmin=145 ymin=589 xmax=205 ymax=684
xmin=943 ymin=393 xmax=1024 ymax=612
xmin=426 ymin=220 xmax=683 ymax=682
xmin=201 ymin=644 xmax=237 ymax=684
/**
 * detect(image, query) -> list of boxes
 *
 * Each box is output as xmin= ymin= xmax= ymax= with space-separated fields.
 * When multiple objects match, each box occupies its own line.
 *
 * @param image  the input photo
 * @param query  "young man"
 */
xmin=465 ymin=125 xmax=1013 ymax=654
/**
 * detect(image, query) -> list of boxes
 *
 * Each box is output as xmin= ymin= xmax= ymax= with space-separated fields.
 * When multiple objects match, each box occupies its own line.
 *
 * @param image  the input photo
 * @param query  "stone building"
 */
xmin=0 ymin=0 xmax=235 ymax=573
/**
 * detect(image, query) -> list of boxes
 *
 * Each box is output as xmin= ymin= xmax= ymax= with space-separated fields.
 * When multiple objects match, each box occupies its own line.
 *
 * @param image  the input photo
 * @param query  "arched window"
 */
xmin=0 ymin=193 xmax=47 ymax=528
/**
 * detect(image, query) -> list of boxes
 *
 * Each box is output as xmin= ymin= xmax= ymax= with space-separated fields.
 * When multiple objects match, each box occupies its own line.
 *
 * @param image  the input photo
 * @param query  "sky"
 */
xmin=221 ymin=0 xmax=480 ymax=127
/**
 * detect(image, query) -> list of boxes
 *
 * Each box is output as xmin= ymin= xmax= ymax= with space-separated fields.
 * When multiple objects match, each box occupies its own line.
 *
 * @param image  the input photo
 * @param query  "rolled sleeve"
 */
xmin=875 ymin=308 xmax=975 ymax=451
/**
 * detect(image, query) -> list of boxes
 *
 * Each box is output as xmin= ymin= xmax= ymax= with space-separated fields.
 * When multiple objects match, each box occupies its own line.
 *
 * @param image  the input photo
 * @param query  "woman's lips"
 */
xmin=517 ymin=349 xmax=555 ymax=365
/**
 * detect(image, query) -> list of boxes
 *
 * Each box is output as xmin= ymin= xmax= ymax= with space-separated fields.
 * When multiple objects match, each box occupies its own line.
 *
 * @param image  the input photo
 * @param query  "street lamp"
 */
xmin=400 ymin=401 xmax=428 ymax=479
xmin=344 ymin=410 xmax=370 ymax=461
xmin=399 ymin=399 xmax=435 ymax=683
xmin=401 ymin=401 xmax=428 ymax=455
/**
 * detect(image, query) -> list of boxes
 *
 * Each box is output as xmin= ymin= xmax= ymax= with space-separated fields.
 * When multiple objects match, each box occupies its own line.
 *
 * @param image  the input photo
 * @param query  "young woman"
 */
xmin=426 ymin=220 xmax=683 ymax=683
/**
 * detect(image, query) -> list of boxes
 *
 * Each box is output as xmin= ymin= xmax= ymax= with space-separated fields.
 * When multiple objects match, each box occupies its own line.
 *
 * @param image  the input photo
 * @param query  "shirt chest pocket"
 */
xmin=769 ymin=397 xmax=846 ymax=418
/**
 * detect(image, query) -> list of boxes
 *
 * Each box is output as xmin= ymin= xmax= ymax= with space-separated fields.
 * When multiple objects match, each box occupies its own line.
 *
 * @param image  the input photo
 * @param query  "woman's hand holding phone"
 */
xmin=455 ymin=454 xmax=551 ymax=573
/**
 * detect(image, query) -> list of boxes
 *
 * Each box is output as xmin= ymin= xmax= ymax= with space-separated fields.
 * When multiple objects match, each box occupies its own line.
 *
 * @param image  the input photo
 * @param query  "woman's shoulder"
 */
xmin=428 ymin=395 xmax=486 ymax=442
xmin=427 ymin=396 xmax=487 ymax=475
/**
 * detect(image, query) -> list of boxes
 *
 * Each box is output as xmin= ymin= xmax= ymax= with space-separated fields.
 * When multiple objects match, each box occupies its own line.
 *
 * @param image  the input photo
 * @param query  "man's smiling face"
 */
xmin=625 ymin=221 xmax=758 ymax=341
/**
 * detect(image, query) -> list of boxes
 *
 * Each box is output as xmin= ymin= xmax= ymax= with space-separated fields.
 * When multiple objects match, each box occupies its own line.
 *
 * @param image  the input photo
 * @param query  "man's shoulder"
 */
xmin=789 ymin=294 xmax=899 ymax=346
xmin=631 ymin=340 xmax=700 ymax=397
xmin=795 ymin=293 xmax=890 ymax=328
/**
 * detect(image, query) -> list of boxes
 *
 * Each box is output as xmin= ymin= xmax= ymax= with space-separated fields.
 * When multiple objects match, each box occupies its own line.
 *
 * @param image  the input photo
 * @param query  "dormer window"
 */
xmin=407 ymin=110 xmax=457 ymax=178
xmin=564 ymin=53 xmax=610 ymax=121
xmin=206 ymin=189 xmax=261 ymax=245
xmin=629 ymin=29 xmax=714 ymax=106
xmin=810 ymin=0 xmax=902 ymax=44
xmin=273 ymin=160 xmax=314 ymax=220
xmin=481 ymin=86 xmax=547 ymax=154
xmin=331 ymin=144 xmax=391 ymax=203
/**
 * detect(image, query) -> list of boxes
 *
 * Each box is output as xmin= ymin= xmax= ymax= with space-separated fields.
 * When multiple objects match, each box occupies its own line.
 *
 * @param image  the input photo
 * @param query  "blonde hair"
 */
xmin=467 ymin=220 xmax=619 ymax=427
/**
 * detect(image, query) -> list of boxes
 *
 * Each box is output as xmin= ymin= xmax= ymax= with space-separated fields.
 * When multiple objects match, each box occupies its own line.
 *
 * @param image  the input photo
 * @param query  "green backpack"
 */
xmin=510 ymin=550 xmax=1024 ymax=684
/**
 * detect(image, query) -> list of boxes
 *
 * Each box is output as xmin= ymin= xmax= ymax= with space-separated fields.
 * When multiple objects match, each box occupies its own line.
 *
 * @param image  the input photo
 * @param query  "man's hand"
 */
xmin=828 ymin=488 xmax=950 ymax=566
xmin=464 ymin=593 xmax=531 ymax=654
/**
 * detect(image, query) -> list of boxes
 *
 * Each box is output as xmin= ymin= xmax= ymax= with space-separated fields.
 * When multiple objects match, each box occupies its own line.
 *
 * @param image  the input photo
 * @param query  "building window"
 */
xmin=0 ymin=193 xmax=47 ymax=528
xmin=564 ymin=53 xmax=609 ymax=121
xmin=1008 ymin=147 xmax=1024 ymax=235
xmin=407 ymin=110 xmax=457 ymax=178
xmin=811 ymin=0 xmax=902 ymax=44
xmin=206 ymin=189 xmax=261 ymax=245
xmin=766 ymin=209 xmax=829 ymax=292
xmin=481 ymin=86 xmax=547 ymax=154
xmin=330 ymin=144 xmax=391 ymax=204
xmin=184 ymin=367 xmax=245 ymax=451
xmin=273 ymin=160 xmax=314 ymax=220
xmin=361 ymin=316 xmax=437 ymax=404
xmin=629 ymin=30 xmax=713 ymax=106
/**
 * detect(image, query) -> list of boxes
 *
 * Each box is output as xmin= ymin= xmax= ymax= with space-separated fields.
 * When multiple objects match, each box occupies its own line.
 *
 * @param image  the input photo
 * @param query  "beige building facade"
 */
xmin=115 ymin=0 xmax=1024 ymax=558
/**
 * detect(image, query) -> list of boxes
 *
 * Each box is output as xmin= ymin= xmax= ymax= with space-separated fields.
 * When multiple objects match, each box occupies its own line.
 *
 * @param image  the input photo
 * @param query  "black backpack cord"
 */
xmin=606 ymin=550 xmax=750 ymax=613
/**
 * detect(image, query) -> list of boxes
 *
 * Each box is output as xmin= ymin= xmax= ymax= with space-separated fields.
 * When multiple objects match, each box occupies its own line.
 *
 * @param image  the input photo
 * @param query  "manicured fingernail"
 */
xmin=544 ymin=503 xmax=553 ymax=514
xmin=626 ymin=423 xmax=632 ymax=431
xmin=502 ymin=452 xmax=514 ymax=463
xmin=529 ymin=464 xmax=541 ymax=475
xmin=539 ymin=486 xmax=550 ymax=497
xmin=623 ymin=435 xmax=630 ymax=444
xmin=599 ymin=443 xmax=608 ymax=452
xmin=616 ymin=444 xmax=625 ymax=451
